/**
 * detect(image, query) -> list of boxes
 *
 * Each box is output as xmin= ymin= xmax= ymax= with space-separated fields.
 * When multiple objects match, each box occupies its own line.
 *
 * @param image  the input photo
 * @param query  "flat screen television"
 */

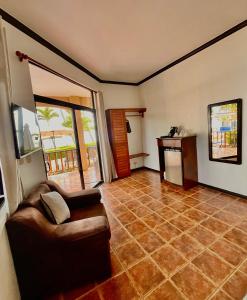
xmin=11 ymin=104 xmax=42 ymax=159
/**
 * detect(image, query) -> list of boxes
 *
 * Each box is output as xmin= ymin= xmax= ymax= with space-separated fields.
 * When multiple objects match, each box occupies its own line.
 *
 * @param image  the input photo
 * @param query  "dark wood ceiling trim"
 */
xmin=0 ymin=9 xmax=102 ymax=82
xmin=100 ymin=79 xmax=138 ymax=86
xmin=0 ymin=9 xmax=134 ymax=86
xmin=0 ymin=9 xmax=246 ymax=86
xmin=138 ymin=19 xmax=247 ymax=85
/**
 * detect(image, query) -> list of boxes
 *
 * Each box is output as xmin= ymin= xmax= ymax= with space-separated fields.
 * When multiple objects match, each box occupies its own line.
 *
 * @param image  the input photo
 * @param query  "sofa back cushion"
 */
xmin=19 ymin=183 xmax=51 ymax=214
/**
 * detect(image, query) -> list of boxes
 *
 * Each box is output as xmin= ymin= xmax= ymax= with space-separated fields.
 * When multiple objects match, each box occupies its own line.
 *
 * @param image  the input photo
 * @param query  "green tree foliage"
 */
xmin=62 ymin=113 xmax=95 ymax=143
xmin=37 ymin=107 xmax=59 ymax=123
xmin=62 ymin=114 xmax=73 ymax=128
xmin=37 ymin=107 xmax=59 ymax=148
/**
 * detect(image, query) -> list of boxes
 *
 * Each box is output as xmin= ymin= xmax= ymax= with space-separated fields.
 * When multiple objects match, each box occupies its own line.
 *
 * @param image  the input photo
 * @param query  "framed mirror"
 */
xmin=208 ymin=99 xmax=242 ymax=164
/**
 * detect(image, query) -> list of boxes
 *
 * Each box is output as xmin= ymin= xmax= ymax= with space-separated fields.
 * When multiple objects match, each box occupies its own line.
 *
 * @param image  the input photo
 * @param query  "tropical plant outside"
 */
xmin=37 ymin=107 xmax=59 ymax=148
xmin=37 ymin=107 xmax=59 ymax=123
xmin=62 ymin=112 xmax=96 ymax=145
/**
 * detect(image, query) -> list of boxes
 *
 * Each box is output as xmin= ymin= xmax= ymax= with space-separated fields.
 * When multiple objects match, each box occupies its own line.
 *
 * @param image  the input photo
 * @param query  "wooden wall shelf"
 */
xmin=129 ymin=153 xmax=149 ymax=159
xmin=125 ymin=108 xmax=146 ymax=117
xmin=113 ymin=108 xmax=147 ymax=117
xmin=124 ymin=108 xmax=146 ymax=113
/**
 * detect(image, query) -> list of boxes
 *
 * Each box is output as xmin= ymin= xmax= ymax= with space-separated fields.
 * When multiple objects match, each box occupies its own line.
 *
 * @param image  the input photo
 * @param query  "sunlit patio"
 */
xmin=49 ymin=165 xmax=100 ymax=192
xmin=36 ymin=101 xmax=102 ymax=191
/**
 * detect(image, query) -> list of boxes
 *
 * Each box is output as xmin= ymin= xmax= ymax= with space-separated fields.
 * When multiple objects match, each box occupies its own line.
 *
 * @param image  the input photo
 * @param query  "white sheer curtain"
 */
xmin=0 ymin=20 xmax=23 ymax=213
xmin=94 ymin=91 xmax=117 ymax=183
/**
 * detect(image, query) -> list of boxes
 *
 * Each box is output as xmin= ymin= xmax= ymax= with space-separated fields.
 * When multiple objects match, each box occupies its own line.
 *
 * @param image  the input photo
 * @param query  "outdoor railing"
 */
xmin=212 ymin=131 xmax=237 ymax=148
xmin=44 ymin=149 xmax=78 ymax=175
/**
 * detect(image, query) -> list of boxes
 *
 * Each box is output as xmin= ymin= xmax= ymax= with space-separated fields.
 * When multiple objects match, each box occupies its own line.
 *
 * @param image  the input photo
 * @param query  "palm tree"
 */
xmin=82 ymin=116 xmax=95 ymax=143
xmin=37 ymin=107 xmax=59 ymax=122
xmin=61 ymin=113 xmax=75 ymax=145
xmin=62 ymin=113 xmax=95 ymax=143
xmin=37 ymin=107 xmax=59 ymax=148
xmin=62 ymin=113 xmax=72 ymax=129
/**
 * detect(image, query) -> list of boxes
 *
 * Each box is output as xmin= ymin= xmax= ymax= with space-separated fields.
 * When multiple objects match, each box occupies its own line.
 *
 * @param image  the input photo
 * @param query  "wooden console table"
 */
xmin=157 ymin=136 xmax=198 ymax=190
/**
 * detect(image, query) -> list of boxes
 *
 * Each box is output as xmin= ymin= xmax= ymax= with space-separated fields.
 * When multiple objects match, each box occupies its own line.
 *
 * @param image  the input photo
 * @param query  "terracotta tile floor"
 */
xmin=46 ymin=170 xmax=247 ymax=300
xmin=49 ymin=165 xmax=100 ymax=192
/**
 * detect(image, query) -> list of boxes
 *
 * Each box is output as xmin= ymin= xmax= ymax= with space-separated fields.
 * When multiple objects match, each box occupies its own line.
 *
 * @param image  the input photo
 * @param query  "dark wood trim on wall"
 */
xmin=34 ymin=94 xmax=94 ymax=112
xmin=198 ymin=182 xmax=247 ymax=199
xmin=0 ymin=9 xmax=246 ymax=86
xmin=137 ymin=20 xmax=247 ymax=84
xmin=0 ymin=8 xmax=137 ymax=86
xmin=0 ymin=9 xmax=101 ymax=82
xmin=100 ymin=79 xmax=138 ymax=86
xmin=111 ymin=166 xmax=247 ymax=198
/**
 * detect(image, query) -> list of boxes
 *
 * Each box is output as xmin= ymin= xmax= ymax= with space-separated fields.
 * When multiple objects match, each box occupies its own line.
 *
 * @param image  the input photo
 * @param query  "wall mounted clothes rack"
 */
xmin=112 ymin=108 xmax=147 ymax=117
xmin=125 ymin=114 xmax=143 ymax=117
xmin=106 ymin=108 xmax=148 ymax=178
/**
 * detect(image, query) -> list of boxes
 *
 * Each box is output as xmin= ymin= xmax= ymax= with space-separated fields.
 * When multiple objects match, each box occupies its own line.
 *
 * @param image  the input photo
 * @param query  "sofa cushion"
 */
xmin=70 ymin=203 xmax=107 ymax=222
xmin=70 ymin=203 xmax=111 ymax=238
xmin=41 ymin=191 xmax=71 ymax=224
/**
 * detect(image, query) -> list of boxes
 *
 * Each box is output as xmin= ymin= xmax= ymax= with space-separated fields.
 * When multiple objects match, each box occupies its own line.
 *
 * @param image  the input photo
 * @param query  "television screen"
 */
xmin=11 ymin=104 xmax=42 ymax=158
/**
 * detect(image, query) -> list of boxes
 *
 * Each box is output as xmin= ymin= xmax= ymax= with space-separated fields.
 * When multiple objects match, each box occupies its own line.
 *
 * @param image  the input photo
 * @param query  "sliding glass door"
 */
xmin=36 ymin=97 xmax=102 ymax=192
xmin=79 ymin=109 xmax=102 ymax=188
xmin=36 ymin=102 xmax=84 ymax=192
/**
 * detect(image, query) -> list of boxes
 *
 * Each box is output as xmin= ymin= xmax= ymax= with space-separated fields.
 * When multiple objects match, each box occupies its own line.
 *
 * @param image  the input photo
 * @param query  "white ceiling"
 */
xmin=1 ymin=0 xmax=247 ymax=82
xmin=29 ymin=64 xmax=91 ymax=97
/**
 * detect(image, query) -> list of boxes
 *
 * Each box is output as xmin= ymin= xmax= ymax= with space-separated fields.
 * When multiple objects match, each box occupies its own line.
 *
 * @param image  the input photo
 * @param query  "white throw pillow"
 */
xmin=40 ymin=191 xmax=70 ymax=224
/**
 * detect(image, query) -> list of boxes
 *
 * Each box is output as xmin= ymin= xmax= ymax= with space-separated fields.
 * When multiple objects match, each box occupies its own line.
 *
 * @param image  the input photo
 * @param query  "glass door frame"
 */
xmin=34 ymin=93 xmax=103 ymax=189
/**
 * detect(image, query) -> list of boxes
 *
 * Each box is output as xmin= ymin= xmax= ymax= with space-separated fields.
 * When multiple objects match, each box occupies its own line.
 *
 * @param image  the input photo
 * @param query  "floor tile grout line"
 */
xmin=143 ymin=278 xmax=188 ymax=300
xmin=208 ymin=246 xmax=247 ymax=298
xmin=110 ymin=208 xmax=217 ymax=298
xmin=113 ymin=209 xmax=243 ymax=296
xmin=110 ymin=246 xmax=142 ymax=298
xmin=109 ymin=187 xmax=246 ymax=264
xmin=108 ymin=183 xmax=245 ymax=232
xmin=99 ymin=175 xmax=247 ymax=300
xmin=153 ymin=210 xmax=246 ymax=292
xmin=159 ymin=209 xmax=246 ymax=297
xmin=109 ymin=185 xmax=245 ymax=227
xmin=145 ymin=191 xmax=245 ymax=244
xmin=75 ymin=178 xmax=163 ymax=298
xmin=110 ymin=205 xmax=192 ymax=298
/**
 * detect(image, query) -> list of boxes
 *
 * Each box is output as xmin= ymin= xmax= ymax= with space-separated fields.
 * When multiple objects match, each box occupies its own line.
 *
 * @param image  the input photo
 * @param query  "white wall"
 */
xmin=0 ymin=227 xmax=20 ymax=300
xmin=0 ymin=166 xmax=19 ymax=300
xmin=0 ymin=19 xmax=144 ymax=300
xmin=101 ymin=84 xmax=145 ymax=169
xmin=1 ymin=13 xmax=246 ymax=300
xmin=126 ymin=113 xmax=144 ymax=169
xmin=139 ymin=27 xmax=247 ymax=196
xmin=0 ymin=21 xmax=21 ymax=299
xmin=2 ymin=20 xmax=103 ymax=197
xmin=0 ymin=19 xmax=101 ymax=300
xmin=101 ymin=83 xmax=141 ymax=109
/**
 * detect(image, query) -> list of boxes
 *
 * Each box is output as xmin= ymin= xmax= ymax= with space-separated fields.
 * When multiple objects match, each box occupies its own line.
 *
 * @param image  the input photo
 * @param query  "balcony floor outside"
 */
xmin=49 ymin=165 xmax=99 ymax=191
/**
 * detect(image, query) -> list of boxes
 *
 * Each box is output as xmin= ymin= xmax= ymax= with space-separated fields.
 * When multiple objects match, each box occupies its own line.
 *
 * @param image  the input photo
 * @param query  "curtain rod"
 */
xmin=15 ymin=51 xmax=97 ymax=93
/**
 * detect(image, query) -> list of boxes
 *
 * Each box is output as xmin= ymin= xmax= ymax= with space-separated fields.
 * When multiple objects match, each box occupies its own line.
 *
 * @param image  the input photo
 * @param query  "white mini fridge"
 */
xmin=164 ymin=149 xmax=183 ymax=186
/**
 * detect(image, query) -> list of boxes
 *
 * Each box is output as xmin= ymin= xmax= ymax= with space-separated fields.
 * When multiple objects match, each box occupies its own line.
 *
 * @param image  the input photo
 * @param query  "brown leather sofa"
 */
xmin=6 ymin=181 xmax=111 ymax=300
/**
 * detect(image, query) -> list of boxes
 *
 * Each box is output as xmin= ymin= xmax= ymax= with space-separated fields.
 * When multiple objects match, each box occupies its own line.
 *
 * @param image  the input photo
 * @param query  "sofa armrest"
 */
xmin=44 ymin=180 xmax=101 ymax=208
xmin=64 ymin=189 xmax=101 ymax=209
xmin=53 ymin=216 xmax=110 ymax=243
